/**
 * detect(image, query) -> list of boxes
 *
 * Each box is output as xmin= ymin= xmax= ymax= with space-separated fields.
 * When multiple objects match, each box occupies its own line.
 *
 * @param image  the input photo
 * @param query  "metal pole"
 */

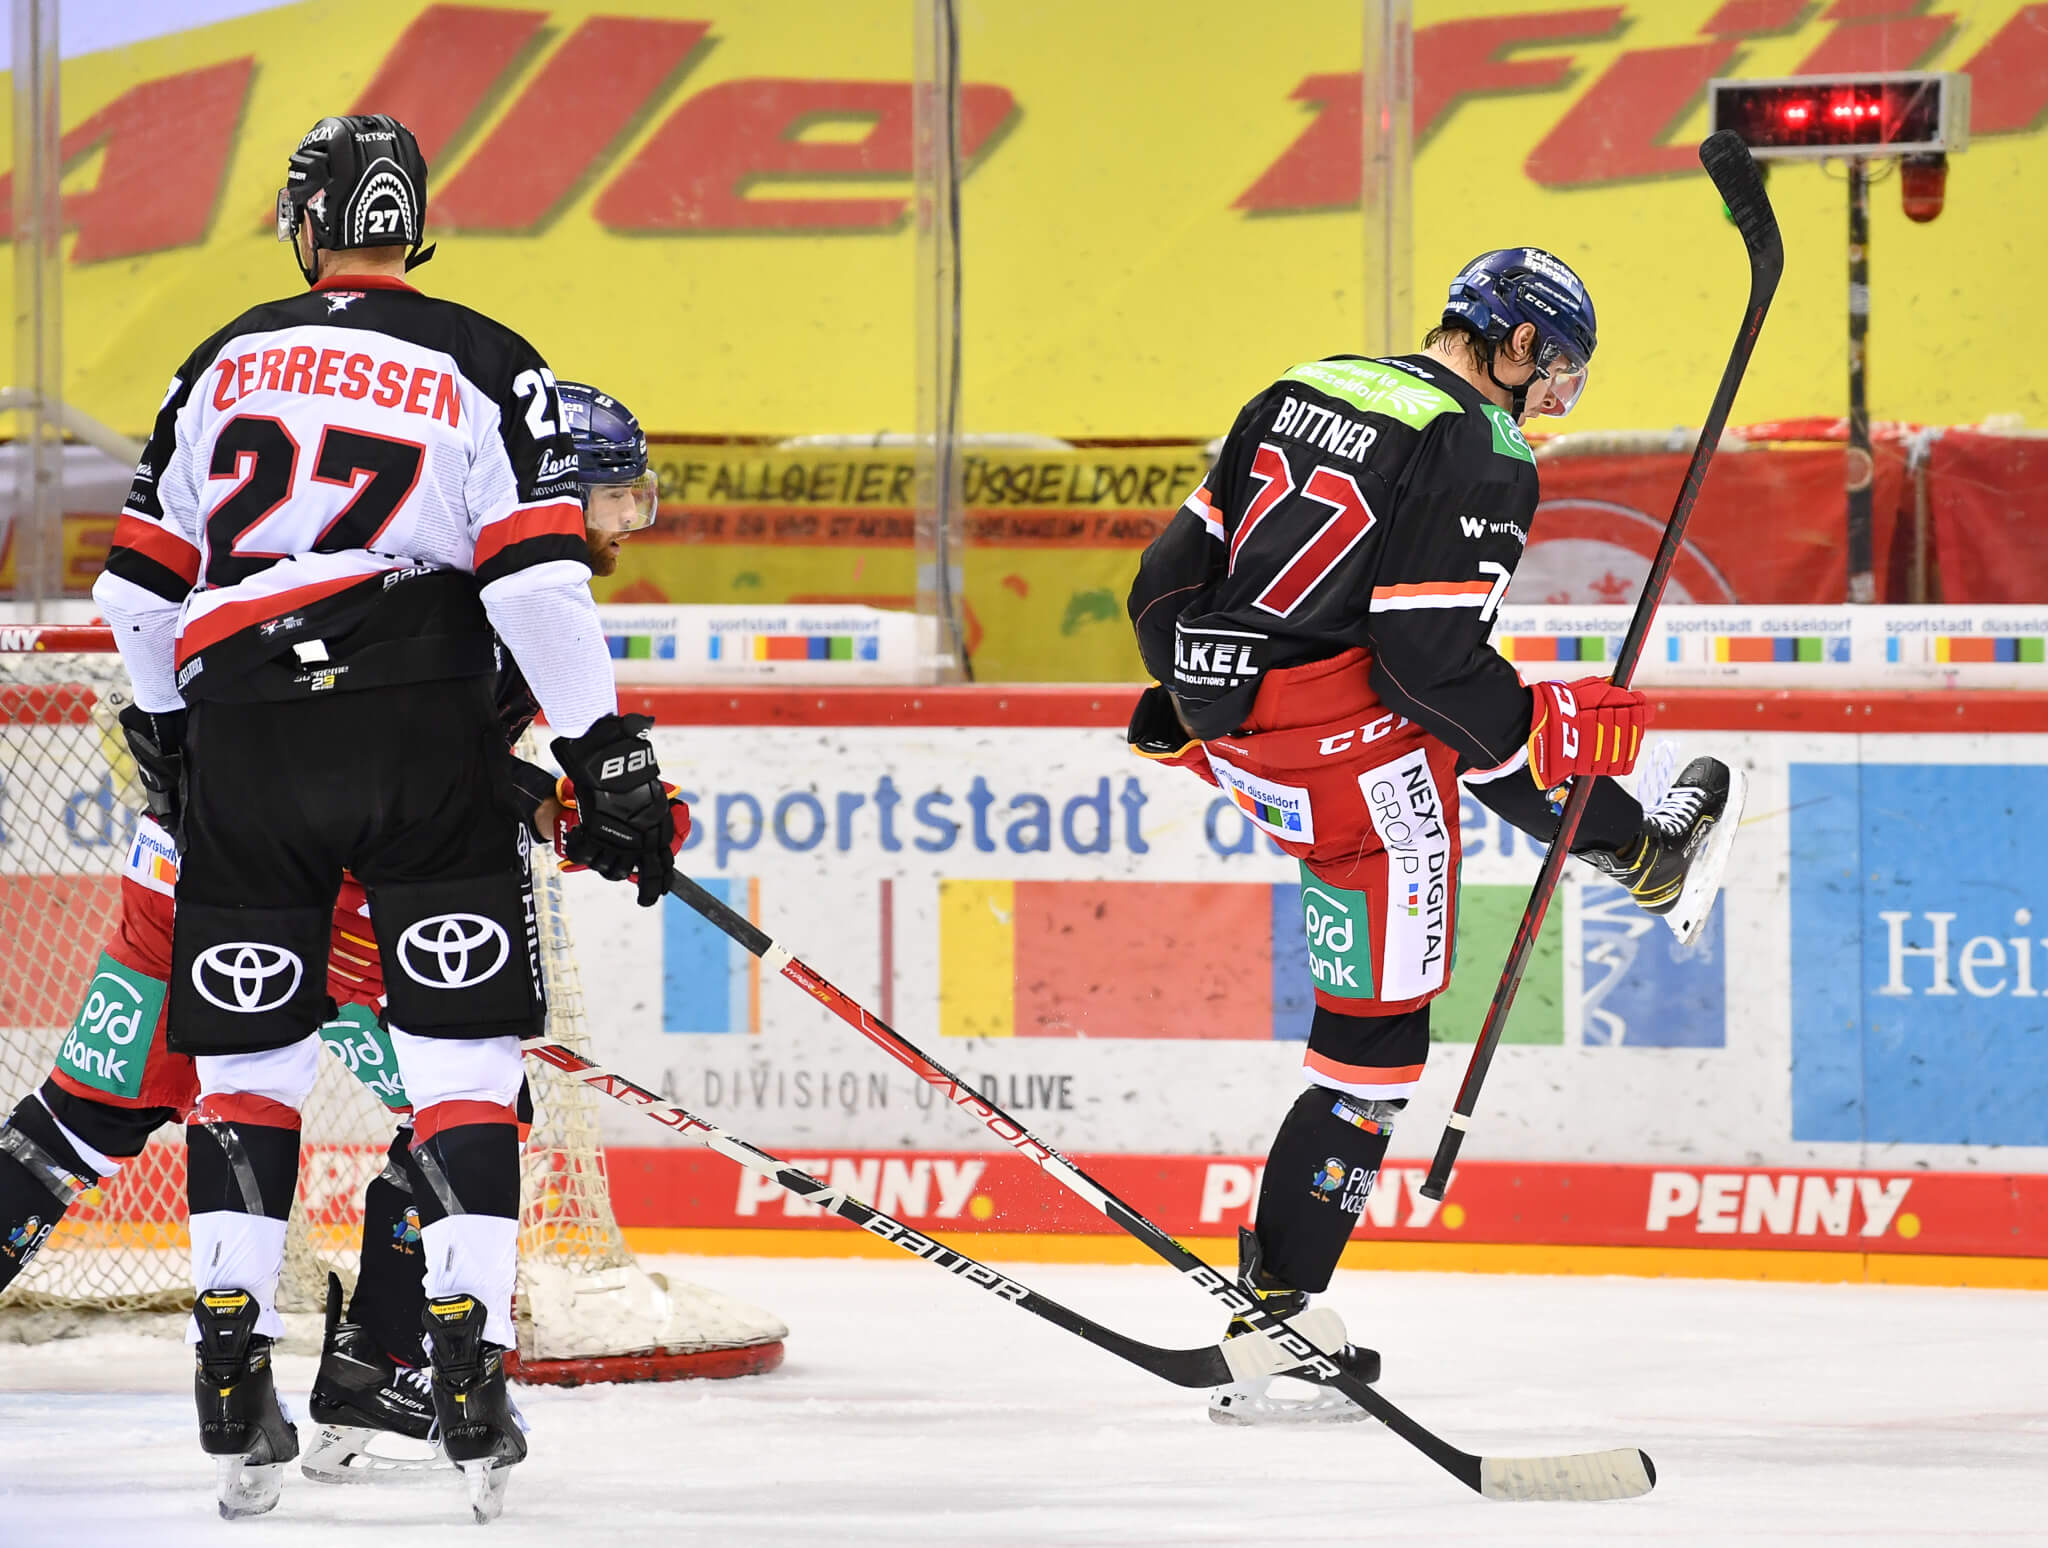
xmin=10 ymin=0 xmax=63 ymax=617
xmin=1845 ymin=158 xmax=1876 ymax=603
xmin=1360 ymin=0 xmax=1413 ymax=356
xmin=912 ymin=0 xmax=970 ymax=681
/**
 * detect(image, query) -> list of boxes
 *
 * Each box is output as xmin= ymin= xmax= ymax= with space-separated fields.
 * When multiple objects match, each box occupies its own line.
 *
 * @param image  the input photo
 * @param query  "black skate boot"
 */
xmin=1208 ymin=1228 xmax=1379 ymax=1426
xmin=192 ymin=1287 xmax=299 ymax=1519
xmin=424 ymin=1293 xmax=527 ymax=1524
xmin=303 ymin=1273 xmax=442 ymax=1483
xmin=1583 ymin=755 xmax=1747 ymax=946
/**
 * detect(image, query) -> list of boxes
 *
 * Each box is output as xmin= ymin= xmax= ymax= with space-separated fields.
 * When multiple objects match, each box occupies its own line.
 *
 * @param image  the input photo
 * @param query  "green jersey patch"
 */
xmin=318 ymin=1003 xmax=409 ymax=1111
xmin=57 ymin=953 xmax=164 ymax=1100
xmin=1481 ymin=403 xmax=1536 ymax=464
xmin=1280 ymin=358 xmax=1462 ymax=430
xmin=1298 ymin=868 xmax=1377 ymax=1001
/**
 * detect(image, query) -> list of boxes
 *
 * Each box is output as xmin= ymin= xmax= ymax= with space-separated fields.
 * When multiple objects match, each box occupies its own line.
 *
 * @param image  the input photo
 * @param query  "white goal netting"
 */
xmin=0 ymin=637 xmax=783 ymax=1380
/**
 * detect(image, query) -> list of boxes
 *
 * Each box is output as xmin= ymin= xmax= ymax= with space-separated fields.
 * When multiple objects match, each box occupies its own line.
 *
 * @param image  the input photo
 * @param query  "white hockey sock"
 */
xmin=421 ymin=1214 xmax=519 ymax=1349
xmin=187 ymin=1212 xmax=289 ymax=1341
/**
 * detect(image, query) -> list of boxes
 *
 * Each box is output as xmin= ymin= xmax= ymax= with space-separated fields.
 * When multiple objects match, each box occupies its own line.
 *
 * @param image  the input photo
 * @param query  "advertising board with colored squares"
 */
xmin=541 ymin=716 xmax=2039 ymax=1181
xmin=1484 ymin=605 xmax=2048 ymax=687
xmin=594 ymin=605 xmax=921 ymax=682
xmin=583 ymin=603 xmax=2048 ymax=688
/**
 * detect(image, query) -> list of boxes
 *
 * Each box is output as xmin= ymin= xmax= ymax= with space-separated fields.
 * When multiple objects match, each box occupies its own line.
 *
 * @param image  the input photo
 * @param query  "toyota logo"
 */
xmin=398 ymin=914 xmax=510 ymax=989
xmin=192 ymin=943 xmax=304 ymax=1014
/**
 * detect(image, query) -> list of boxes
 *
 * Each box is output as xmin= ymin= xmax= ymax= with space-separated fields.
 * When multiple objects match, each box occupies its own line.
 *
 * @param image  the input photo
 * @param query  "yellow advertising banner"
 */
xmin=2 ymin=1 xmax=2043 ymax=445
xmin=605 ymin=443 xmax=1209 ymax=680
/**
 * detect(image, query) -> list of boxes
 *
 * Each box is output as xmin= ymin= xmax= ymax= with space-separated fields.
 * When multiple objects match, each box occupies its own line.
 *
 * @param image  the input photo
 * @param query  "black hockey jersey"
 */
xmin=1128 ymin=353 xmax=1540 ymax=771
xmin=94 ymin=273 xmax=617 ymax=738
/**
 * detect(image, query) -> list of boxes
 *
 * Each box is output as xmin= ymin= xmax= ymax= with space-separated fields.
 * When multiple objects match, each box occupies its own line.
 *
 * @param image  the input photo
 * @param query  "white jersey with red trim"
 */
xmin=1126 ymin=353 xmax=1541 ymax=771
xmin=93 ymin=273 xmax=615 ymax=737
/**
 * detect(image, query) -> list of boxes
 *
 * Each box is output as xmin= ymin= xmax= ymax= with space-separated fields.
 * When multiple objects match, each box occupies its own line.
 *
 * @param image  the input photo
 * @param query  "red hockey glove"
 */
xmin=1527 ymin=677 xmax=1651 ymax=790
xmin=553 ymin=778 xmax=690 ymax=878
xmin=1127 ymin=684 xmax=1218 ymax=787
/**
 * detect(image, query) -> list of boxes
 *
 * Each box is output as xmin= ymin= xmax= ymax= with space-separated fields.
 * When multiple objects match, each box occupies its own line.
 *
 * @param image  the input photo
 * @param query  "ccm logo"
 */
xmin=1316 ymin=712 xmax=1407 ymax=757
xmin=1548 ymin=684 xmax=1582 ymax=761
xmin=599 ymin=748 xmax=653 ymax=779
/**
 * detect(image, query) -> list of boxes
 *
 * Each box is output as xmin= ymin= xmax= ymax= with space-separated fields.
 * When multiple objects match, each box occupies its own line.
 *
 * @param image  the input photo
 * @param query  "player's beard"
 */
xmin=585 ymin=531 xmax=621 ymax=577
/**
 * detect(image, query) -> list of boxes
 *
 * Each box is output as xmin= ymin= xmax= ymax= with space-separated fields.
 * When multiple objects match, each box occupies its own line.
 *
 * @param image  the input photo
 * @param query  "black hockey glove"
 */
xmin=1127 ymin=682 xmax=1194 ymax=756
xmin=117 ymin=703 xmax=187 ymax=839
xmin=1126 ymin=683 xmax=1215 ymax=784
xmin=551 ymin=712 xmax=675 ymax=907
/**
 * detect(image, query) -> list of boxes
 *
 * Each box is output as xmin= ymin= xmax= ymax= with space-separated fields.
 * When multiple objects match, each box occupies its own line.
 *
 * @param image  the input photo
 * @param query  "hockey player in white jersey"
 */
xmin=92 ymin=114 xmax=677 ymax=1523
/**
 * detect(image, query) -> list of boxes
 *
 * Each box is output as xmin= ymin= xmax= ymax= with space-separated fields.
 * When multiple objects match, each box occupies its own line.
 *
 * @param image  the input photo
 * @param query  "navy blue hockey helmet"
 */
xmin=558 ymin=381 xmax=657 ymax=532
xmin=1442 ymin=247 xmax=1597 ymax=417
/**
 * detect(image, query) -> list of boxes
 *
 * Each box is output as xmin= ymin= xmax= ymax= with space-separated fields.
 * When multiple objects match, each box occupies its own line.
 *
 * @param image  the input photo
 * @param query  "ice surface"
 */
xmin=1 ymin=1255 xmax=2042 ymax=1546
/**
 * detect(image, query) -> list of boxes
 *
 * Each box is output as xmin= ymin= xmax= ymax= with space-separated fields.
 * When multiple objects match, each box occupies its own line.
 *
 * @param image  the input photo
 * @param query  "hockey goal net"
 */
xmin=0 ymin=629 xmax=784 ymax=1383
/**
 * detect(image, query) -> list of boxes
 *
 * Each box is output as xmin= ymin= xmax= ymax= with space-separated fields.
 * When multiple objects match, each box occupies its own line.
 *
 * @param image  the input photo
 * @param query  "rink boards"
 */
xmin=7 ymin=680 xmax=2046 ymax=1279
xmin=597 ymin=1149 xmax=2048 ymax=1287
xmin=536 ymin=685 xmax=2048 ymax=1279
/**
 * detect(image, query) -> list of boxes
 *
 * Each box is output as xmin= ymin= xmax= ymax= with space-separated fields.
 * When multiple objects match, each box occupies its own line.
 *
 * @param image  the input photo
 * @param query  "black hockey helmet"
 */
xmin=276 ymin=113 xmax=435 ymax=284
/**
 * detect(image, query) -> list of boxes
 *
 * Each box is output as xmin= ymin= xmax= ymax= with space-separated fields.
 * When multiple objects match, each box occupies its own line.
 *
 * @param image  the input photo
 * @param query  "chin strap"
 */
xmin=1485 ymin=348 xmax=1533 ymax=422
xmin=298 ymin=236 xmax=437 ymax=287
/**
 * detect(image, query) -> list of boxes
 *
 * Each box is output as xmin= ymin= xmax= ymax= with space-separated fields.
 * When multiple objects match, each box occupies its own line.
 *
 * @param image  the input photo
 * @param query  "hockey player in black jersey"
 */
xmin=1126 ymin=248 xmax=1745 ymax=1424
xmin=306 ymin=376 xmax=673 ymax=1481
xmin=92 ymin=115 xmax=678 ymax=1522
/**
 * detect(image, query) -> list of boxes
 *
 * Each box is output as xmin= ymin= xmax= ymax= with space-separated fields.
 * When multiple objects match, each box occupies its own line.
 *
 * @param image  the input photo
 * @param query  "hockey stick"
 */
xmin=1417 ymin=132 xmax=1784 ymax=1204
xmin=517 ymin=1032 xmax=1313 ymax=1393
xmin=665 ymin=871 xmax=1654 ymax=1501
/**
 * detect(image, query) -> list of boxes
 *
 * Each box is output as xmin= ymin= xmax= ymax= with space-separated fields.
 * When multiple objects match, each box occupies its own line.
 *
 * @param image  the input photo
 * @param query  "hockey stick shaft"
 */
xmin=1417 ymin=133 xmax=1783 ymax=1203
xmin=666 ymin=871 xmax=1653 ymax=1499
xmin=516 ymin=1032 xmax=1248 ymax=1389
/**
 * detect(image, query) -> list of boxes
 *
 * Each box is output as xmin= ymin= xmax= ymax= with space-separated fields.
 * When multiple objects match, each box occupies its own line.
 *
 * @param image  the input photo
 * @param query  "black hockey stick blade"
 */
xmin=1698 ymin=130 xmax=1784 ymax=283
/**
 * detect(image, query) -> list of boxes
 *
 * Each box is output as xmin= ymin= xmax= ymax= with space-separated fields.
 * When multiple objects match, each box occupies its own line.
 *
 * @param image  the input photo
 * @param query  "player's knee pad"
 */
xmin=0 ymin=1095 xmax=99 ymax=1218
xmin=32 ymin=1080 xmax=173 ymax=1169
xmin=1302 ymin=1002 xmax=1432 ymax=1103
xmin=369 ymin=871 xmax=543 ymax=1041
xmin=1253 ymin=1085 xmax=1401 ymax=1295
xmin=186 ymin=1103 xmax=301 ymax=1221
xmin=169 ymin=901 xmax=336 ymax=1055
xmin=188 ymin=1040 xmax=319 ymax=1221
xmin=410 ymin=1116 xmax=521 ymax=1227
xmin=399 ymin=1032 xmax=524 ymax=1226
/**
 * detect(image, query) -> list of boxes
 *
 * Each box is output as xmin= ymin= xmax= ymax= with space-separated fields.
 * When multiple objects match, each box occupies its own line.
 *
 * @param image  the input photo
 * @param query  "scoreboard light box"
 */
xmin=1708 ymin=72 xmax=1970 ymax=160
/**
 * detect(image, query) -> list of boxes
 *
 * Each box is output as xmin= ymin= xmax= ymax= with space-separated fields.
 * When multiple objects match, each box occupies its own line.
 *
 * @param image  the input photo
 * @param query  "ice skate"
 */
xmin=192 ymin=1287 xmax=299 ymax=1520
xmin=302 ymin=1273 xmax=443 ymax=1483
xmin=1208 ymin=1229 xmax=1379 ymax=1426
xmin=424 ymin=1293 xmax=528 ymax=1524
xmin=1584 ymin=754 xmax=1747 ymax=946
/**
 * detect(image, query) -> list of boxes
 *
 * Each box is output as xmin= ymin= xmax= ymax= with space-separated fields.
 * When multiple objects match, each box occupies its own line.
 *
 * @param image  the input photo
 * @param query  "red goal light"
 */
xmin=1708 ymin=72 xmax=1969 ymax=160
xmin=1900 ymin=152 xmax=1949 ymax=222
